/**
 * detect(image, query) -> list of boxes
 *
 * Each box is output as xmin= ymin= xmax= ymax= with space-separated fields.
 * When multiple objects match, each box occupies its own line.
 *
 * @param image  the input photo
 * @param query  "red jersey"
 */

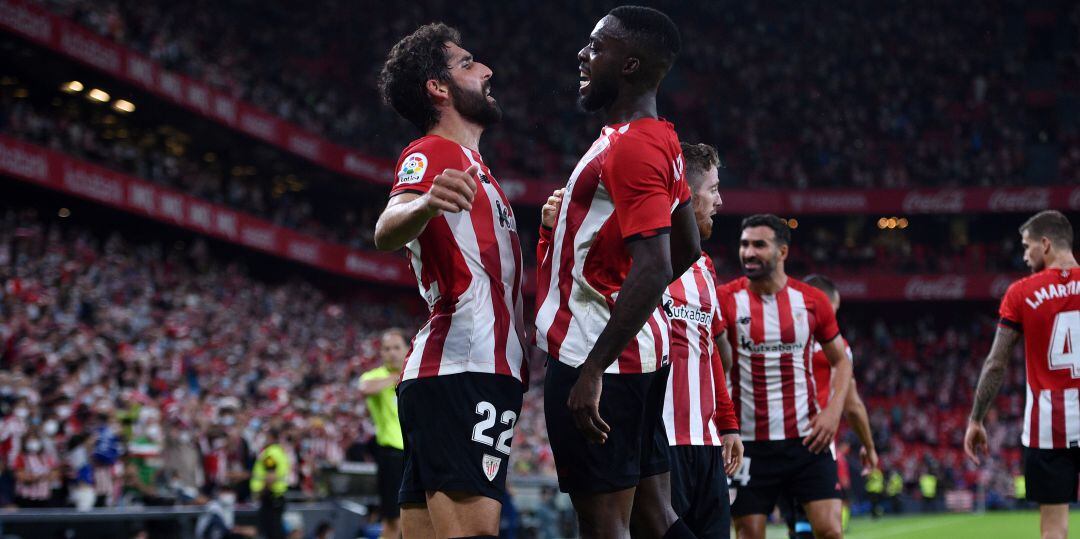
xmin=661 ymin=255 xmax=739 ymax=445
xmin=999 ymin=267 xmax=1080 ymax=449
xmin=535 ymin=118 xmax=690 ymax=374
xmin=389 ymin=135 xmax=526 ymax=383
xmin=718 ymin=277 xmax=841 ymax=441
xmin=811 ymin=337 xmax=853 ymax=410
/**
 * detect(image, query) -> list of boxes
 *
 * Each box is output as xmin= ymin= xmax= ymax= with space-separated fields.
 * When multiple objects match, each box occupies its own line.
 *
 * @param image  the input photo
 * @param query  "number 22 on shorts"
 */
xmin=471 ymin=400 xmax=517 ymax=455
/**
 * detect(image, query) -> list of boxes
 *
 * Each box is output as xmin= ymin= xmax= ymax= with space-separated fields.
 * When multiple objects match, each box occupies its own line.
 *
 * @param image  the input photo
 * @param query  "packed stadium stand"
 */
xmin=0 ymin=0 xmax=1078 ymax=537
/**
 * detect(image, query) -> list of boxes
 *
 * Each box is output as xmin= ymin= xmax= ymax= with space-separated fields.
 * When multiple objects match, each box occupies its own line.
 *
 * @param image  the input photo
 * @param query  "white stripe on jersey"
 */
xmin=1039 ymin=390 xmax=1054 ymax=448
xmin=789 ymin=288 xmax=813 ymax=435
xmin=761 ymin=295 xmax=786 ymax=440
xmin=733 ymin=290 xmax=755 ymax=436
xmin=1023 ymin=385 xmax=1033 ymax=447
xmin=1066 ymin=388 xmax=1080 ymax=445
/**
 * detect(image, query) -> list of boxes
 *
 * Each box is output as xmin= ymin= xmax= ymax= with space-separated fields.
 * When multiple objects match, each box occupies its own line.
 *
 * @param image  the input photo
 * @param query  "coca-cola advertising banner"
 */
xmin=0 ymin=134 xmax=415 ymax=285
xmin=719 ymin=186 xmax=1075 ymax=216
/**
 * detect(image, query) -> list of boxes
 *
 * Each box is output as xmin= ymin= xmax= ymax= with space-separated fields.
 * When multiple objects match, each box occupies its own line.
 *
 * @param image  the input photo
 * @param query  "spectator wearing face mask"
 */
xmin=162 ymin=423 xmax=205 ymax=503
xmin=13 ymin=434 xmax=59 ymax=507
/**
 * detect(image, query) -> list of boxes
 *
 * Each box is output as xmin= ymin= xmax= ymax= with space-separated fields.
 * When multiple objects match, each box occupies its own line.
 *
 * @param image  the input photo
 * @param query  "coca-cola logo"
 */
xmin=988 ymin=189 xmax=1049 ymax=212
xmin=833 ymin=279 xmax=869 ymax=299
xmin=904 ymin=276 xmax=967 ymax=300
xmin=286 ymin=241 xmax=320 ymax=263
xmin=1069 ymin=188 xmax=1080 ymax=210
xmin=59 ymin=29 xmax=121 ymax=73
xmin=287 ymin=134 xmax=321 ymax=160
xmin=238 ymin=112 xmax=277 ymax=141
xmin=0 ymin=0 xmax=53 ymax=42
xmin=240 ymin=226 xmax=276 ymax=250
xmin=0 ymin=141 xmax=48 ymax=181
xmin=990 ymin=275 xmax=1015 ymax=298
xmin=902 ymin=191 xmax=966 ymax=213
xmin=62 ymin=166 xmax=123 ymax=204
xmin=798 ymin=193 xmax=868 ymax=212
xmin=343 ymin=154 xmax=382 ymax=179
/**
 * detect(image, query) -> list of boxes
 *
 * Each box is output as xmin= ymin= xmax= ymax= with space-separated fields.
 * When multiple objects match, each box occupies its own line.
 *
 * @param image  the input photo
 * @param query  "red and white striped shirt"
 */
xmin=535 ymin=118 xmax=690 ymax=374
xmin=14 ymin=452 xmax=55 ymax=501
xmin=999 ymin=267 xmax=1080 ymax=449
xmin=390 ymin=135 xmax=526 ymax=383
xmin=811 ymin=337 xmax=853 ymax=410
xmin=661 ymin=256 xmax=739 ymax=446
xmin=718 ymin=277 xmax=840 ymax=442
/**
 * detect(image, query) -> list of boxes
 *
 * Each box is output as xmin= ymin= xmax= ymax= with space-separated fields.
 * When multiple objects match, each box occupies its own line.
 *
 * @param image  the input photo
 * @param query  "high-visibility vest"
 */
xmin=866 ymin=469 xmax=884 ymax=494
xmin=1014 ymin=475 xmax=1026 ymax=500
xmin=886 ymin=472 xmax=904 ymax=497
xmin=919 ymin=474 xmax=938 ymax=498
xmin=250 ymin=443 xmax=289 ymax=497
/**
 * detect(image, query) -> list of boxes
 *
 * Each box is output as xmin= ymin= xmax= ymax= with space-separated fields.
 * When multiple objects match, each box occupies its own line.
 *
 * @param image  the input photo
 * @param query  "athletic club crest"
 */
xmin=482 ymin=454 xmax=502 ymax=482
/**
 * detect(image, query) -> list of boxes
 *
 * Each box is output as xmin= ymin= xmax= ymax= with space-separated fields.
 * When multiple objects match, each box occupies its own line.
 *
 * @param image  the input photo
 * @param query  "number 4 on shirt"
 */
xmin=1049 ymin=310 xmax=1080 ymax=378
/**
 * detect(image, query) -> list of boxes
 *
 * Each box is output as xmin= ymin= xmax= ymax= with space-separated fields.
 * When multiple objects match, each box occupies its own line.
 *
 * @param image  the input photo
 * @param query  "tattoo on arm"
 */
xmin=970 ymin=325 xmax=1021 ymax=422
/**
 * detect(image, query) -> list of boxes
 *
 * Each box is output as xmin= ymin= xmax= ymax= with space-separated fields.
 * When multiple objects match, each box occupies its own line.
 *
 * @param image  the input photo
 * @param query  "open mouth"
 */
xmin=579 ymin=68 xmax=590 ymax=92
xmin=743 ymin=260 xmax=762 ymax=271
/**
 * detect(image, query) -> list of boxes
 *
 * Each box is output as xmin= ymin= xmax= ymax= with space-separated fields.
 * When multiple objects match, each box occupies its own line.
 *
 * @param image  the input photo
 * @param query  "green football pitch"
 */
xmin=763 ymin=511 xmax=1080 ymax=538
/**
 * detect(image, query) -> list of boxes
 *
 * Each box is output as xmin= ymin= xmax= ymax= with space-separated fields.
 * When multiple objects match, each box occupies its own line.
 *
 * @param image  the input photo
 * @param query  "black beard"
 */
xmin=449 ymin=80 xmax=502 ymax=126
xmin=577 ymin=77 xmax=618 ymax=113
xmin=742 ymin=258 xmax=775 ymax=280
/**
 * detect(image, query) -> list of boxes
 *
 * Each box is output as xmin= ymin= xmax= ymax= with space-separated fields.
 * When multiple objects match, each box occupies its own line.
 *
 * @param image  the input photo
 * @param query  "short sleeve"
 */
xmin=998 ymin=281 xmax=1023 ymax=331
xmin=812 ymin=289 xmax=841 ymax=343
xmin=602 ymin=136 xmax=679 ymax=240
xmin=389 ymin=139 xmax=467 ymax=198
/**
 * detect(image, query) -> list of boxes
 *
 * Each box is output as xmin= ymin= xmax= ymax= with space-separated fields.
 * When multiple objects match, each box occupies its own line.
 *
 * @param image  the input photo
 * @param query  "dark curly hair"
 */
xmin=378 ymin=23 xmax=462 ymax=132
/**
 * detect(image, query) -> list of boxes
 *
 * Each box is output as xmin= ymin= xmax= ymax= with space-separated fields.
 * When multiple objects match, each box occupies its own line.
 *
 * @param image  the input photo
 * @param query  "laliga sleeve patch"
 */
xmin=397 ymin=152 xmax=428 ymax=185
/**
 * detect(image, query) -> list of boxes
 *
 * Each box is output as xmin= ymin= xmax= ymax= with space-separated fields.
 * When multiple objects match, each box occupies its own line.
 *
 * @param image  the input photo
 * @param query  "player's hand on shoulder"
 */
xmin=963 ymin=420 xmax=988 ymax=466
xmin=721 ymin=433 xmax=744 ymax=476
xmin=541 ymin=188 xmax=565 ymax=229
xmin=422 ymin=165 xmax=479 ymax=215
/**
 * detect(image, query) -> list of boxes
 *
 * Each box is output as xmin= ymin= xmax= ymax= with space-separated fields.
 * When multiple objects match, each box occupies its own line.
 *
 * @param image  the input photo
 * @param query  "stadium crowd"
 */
xmin=34 ymin=0 xmax=1067 ymax=188
xmin=0 ymin=205 xmax=425 ymax=508
xmin=0 ymin=203 xmax=1023 ymax=511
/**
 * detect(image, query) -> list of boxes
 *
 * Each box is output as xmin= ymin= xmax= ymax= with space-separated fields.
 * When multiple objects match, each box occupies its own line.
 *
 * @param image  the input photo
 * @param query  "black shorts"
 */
xmin=669 ymin=445 xmax=731 ymax=539
xmin=1024 ymin=446 xmax=1080 ymax=504
xmin=374 ymin=444 xmax=404 ymax=518
xmin=397 ymin=372 xmax=524 ymax=505
xmin=544 ymin=359 xmax=670 ymax=494
xmin=729 ymin=439 xmax=840 ymax=517
xmin=777 ymin=493 xmax=811 ymax=537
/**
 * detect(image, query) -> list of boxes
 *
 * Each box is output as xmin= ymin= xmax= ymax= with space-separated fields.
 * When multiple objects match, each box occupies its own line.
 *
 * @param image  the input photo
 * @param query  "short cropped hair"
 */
xmin=381 ymin=327 xmax=410 ymax=344
xmin=804 ymin=274 xmax=838 ymax=299
xmin=608 ymin=6 xmax=681 ymax=79
xmin=680 ymin=142 xmax=720 ymax=191
xmin=741 ymin=214 xmax=791 ymax=246
xmin=378 ymin=23 xmax=462 ymax=132
xmin=1020 ymin=210 xmax=1073 ymax=249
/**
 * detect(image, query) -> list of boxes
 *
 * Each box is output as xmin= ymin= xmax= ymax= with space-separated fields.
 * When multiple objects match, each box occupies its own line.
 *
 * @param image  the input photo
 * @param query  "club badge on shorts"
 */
xmin=482 ymin=454 xmax=502 ymax=482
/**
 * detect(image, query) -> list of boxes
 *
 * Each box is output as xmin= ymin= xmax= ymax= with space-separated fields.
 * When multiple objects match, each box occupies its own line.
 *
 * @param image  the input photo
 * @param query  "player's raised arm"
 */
xmin=804 ymin=335 xmax=853 ymax=453
xmin=374 ymin=165 xmax=478 ymax=251
xmin=964 ymin=324 xmax=1021 ymax=465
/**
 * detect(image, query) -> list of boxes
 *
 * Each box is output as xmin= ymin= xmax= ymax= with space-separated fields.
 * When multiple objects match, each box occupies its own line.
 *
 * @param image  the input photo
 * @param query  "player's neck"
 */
xmin=428 ymin=113 xmax=483 ymax=152
xmin=1046 ymin=252 xmax=1079 ymax=270
xmin=603 ymin=90 xmax=658 ymax=125
xmin=749 ymin=272 xmax=788 ymax=296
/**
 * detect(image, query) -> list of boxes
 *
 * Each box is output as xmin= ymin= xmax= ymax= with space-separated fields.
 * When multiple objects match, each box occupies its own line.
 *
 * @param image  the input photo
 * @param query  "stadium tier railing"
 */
xmin=0 ymin=134 xmax=1025 ymax=298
